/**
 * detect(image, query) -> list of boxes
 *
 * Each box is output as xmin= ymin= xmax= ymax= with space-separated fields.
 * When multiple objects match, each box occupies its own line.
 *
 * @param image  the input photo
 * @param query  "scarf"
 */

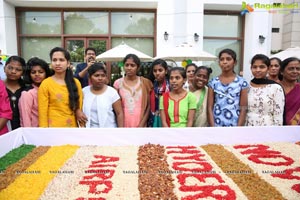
xmin=251 ymin=78 xmax=277 ymax=85
xmin=150 ymin=79 xmax=170 ymax=113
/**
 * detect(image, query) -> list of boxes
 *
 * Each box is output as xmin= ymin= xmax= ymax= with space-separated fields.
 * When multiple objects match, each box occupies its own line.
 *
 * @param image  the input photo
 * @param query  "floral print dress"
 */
xmin=246 ymin=84 xmax=285 ymax=126
xmin=208 ymin=75 xmax=249 ymax=127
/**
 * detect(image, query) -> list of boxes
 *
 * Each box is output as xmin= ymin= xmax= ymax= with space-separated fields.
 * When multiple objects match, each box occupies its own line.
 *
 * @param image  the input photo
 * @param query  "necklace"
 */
xmin=11 ymin=95 xmax=17 ymax=108
xmin=124 ymin=77 xmax=140 ymax=97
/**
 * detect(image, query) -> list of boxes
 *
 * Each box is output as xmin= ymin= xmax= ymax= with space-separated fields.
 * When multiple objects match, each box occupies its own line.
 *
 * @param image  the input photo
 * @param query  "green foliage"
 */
xmin=125 ymin=17 xmax=154 ymax=35
xmin=24 ymin=22 xmax=60 ymax=34
xmin=64 ymin=13 xmax=94 ymax=34
xmin=88 ymin=40 xmax=107 ymax=55
xmin=270 ymin=49 xmax=283 ymax=55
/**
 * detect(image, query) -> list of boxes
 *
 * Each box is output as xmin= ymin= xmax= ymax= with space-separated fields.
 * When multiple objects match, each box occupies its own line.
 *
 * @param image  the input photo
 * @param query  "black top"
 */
xmin=6 ymin=85 xmax=27 ymax=130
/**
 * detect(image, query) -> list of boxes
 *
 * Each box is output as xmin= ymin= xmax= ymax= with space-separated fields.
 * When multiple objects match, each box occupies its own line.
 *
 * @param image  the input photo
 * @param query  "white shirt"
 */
xmin=82 ymin=85 xmax=120 ymax=128
xmin=246 ymin=84 xmax=285 ymax=126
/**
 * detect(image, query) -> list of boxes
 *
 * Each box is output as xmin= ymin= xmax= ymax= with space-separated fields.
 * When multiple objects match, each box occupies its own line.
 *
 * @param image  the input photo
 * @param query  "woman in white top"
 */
xmin=246 ymin=54 xmax=285 ymax=126
xmin=183 ymin=63 xmax=197 ymax=92
xmin=82 ymin=63 xmax=123 ymax=127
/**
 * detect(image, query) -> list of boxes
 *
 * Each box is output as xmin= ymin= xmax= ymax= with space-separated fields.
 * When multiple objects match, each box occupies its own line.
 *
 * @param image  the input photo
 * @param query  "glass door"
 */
xmin=87 ymin=38 xmax=107 ymax=56
xmin=65 ymin=38 xmax=85 ymax=70
xmin=65 ymin=38 xmax=108 ymax=74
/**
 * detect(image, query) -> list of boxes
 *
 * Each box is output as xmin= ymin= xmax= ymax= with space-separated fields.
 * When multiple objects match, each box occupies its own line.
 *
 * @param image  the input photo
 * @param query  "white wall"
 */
xmin=271 ymin=0 xmax=284 ymax=51
xmin=0 ymin=0 xmax=18 ymax=55
xmin=282 ymin=0 xmax=300 ymax=49
xmin=243 ymin=2 xmax=273 ymax=81
xmin=0 ymin=0 xmax=5 ymax=54
xmin=156 ymin=0 xmax=203 ymax=51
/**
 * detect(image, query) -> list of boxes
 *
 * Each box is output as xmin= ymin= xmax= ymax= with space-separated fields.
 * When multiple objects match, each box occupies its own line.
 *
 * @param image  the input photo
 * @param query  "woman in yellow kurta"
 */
xmin=38 ymin=47 xmax=84 ymax=127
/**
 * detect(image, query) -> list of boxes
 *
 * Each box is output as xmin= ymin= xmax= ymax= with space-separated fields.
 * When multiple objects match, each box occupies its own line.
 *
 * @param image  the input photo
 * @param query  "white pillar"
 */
xmin=0 ymin=1 xmax=18 ymax=55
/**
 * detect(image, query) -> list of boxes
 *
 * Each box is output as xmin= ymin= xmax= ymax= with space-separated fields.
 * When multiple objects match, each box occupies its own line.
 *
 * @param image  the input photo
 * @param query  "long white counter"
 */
xmin=0 ymin=126 xmax=299 ymax=157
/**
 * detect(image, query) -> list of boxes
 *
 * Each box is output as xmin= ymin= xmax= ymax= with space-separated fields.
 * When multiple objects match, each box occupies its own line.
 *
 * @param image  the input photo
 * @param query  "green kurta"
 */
xmin=160 ymin=92 xmax=197 ymax=127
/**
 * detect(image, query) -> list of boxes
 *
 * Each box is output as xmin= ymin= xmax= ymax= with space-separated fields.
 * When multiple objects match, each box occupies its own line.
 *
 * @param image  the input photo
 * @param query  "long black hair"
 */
xmin=50 ymin=47 xmax=79 ymax=112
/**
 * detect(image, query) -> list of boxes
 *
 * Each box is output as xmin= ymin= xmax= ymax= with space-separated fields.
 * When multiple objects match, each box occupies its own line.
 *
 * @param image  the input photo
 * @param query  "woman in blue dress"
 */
xmin=207 ymin=49 xmax=249 ymax=127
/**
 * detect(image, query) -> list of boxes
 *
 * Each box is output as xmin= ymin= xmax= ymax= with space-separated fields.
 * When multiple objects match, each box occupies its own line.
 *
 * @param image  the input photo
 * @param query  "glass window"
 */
xmin=203 ymin=39 xmax=241 ymax=79
xmin=111 ymin=38 xmax=154 ymax=57
xmin=204 ymin=15 xmax=242 ymax=37
xmin=88 ymin=40 xmax=107 ymax=55
xmin=111 ymin=12 xmax=154 ymax=35
xmin=20 ymin=12 xmax=61 ymax=34
xmin=110 ymin=38 xmax=153 ymax=85
xmin=64 ymin=12 xmax=108 ymax=34
xmin=66 ymin=40 xmax=85 ymax=63
xmin=21 ymin=38 xmax=61 ymax=62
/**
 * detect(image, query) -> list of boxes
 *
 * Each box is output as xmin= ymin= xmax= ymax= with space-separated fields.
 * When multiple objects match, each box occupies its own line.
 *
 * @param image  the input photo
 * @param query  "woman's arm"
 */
xmin=0 ymin=118 xmax=8 ymax=131
xmin=0 ymin=83 xmax=12 ymax=131
xmin=273 ymin=86 xmax=285 ymax=125
xmin=160 ymin=109 xmax=169 ymax=127
xmin=138 ymin=95 xmax=150 ymax=127
xmin=207 ymin=87 xmax=215 ymax=127
xmin=75 ymin=108 xmax=87 ymax=127
xmin=186 ymin=109 xmax=196 ymax=127
xmin=18 ymin=91 xmax=33 ymax=127
xmin=237 ymin=88 xmax=248 ymax=126
xmin=74 ymin=79 xmax=86 ymax=127
xmin=113 ymin=99 xmax=124 ymax=127
xmin=138 ymin=78 xmax=153 ymax=127
xmin=38 ymin=83 xmax=49 ymax=127
xmin=159 ymin=96 xmax=169 ymax=127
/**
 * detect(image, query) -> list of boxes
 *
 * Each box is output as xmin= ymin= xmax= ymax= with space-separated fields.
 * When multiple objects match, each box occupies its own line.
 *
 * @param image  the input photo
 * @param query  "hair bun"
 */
xmin=207 ymin=67 xmax=213 ymax=73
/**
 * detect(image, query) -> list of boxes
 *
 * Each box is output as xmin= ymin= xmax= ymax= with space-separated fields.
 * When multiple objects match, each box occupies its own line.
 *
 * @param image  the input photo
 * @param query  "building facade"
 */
xmin=1 ymin=0 xmax=298 ymax=82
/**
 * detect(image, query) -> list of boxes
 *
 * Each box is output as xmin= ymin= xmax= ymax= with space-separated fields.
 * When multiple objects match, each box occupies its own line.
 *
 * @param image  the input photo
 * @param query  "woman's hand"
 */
xmin=75 ymin=109 xmax=87 ymax=127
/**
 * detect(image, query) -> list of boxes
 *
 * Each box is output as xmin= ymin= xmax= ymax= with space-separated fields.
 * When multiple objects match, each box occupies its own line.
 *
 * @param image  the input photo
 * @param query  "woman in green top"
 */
xmin=192 ymin=66 xmax=212 ymax=127
xmin=160 ymin=67 xmax=197 ymax=127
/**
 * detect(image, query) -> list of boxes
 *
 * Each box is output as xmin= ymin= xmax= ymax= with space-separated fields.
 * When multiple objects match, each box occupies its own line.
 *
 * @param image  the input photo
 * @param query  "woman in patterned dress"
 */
xmin=113 ymin=54 xmax=152 ymax=127
xmin=160 ymin=67 xmax=197 ymax=127
xmin=207 ymin=49 xmax=249 ymax=127
xmin=147 ymin=59 xmax=170 ymax=127
xmin=246 ymin=54 xmax=285 ymax=126
xmin=38 ymin=47 xmax=84 ymax=127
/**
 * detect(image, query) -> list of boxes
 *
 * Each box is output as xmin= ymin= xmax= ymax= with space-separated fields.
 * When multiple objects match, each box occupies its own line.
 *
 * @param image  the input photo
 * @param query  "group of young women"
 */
xmin=0 ymin=47 xmax=299 ymax=134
